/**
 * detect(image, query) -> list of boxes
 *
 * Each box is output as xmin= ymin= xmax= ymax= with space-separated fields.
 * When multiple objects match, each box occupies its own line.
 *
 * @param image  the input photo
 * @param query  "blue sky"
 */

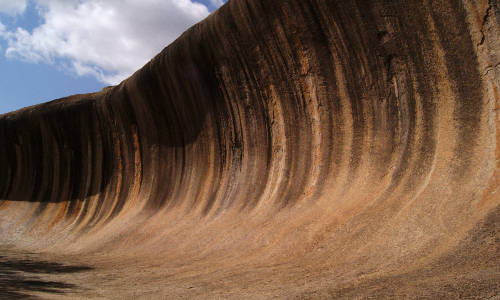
xmin=0 ymin=0 xmax=224 ymax=114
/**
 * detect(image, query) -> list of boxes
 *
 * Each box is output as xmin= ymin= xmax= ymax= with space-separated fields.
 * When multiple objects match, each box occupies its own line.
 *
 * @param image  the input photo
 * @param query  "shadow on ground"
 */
xmin=0 ymin=254 xmax=93 ymax=299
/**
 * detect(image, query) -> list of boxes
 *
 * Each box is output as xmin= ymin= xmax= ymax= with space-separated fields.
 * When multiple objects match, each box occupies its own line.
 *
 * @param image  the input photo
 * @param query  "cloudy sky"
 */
xmin=0 ymin=0 xmax=225 ymax=113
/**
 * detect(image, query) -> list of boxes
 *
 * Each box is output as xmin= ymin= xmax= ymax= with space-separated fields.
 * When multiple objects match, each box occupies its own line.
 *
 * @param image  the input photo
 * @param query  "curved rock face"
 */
xmin=0 ymin=0 xmax=499 ymax=298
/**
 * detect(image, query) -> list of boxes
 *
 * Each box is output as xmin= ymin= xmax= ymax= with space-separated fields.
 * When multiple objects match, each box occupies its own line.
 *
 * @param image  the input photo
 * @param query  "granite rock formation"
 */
xmin=0 ymin=0 xmax=499 ymax=298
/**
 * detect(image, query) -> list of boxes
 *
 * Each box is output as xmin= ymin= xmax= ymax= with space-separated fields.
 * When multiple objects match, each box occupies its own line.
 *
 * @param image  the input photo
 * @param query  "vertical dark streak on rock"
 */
xmin=429 ymin=1 xmax=484 ymax=180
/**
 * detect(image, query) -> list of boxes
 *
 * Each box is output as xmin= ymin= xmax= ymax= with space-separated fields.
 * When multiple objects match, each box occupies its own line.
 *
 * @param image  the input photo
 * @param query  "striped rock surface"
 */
xmin=0 ymin=0 xmax=499 ymax=298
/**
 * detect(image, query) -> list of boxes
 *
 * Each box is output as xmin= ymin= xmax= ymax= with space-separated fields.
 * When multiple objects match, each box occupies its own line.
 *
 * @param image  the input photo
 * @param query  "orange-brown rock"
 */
xmin=0 ymin=0 xmax=499 ymax=298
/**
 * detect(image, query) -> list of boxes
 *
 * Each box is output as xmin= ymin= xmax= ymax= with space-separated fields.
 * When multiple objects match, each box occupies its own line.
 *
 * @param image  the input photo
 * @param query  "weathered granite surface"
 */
xmin=0 ymin=0 xmax=498 ymax=298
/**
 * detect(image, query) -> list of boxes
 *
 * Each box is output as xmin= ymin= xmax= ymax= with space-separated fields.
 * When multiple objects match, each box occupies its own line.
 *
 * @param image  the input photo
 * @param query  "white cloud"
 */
xmin=0 ymin=0 xmax=27 ymax=15
xmin=0 ymin=0 xmax=215 ymax=84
